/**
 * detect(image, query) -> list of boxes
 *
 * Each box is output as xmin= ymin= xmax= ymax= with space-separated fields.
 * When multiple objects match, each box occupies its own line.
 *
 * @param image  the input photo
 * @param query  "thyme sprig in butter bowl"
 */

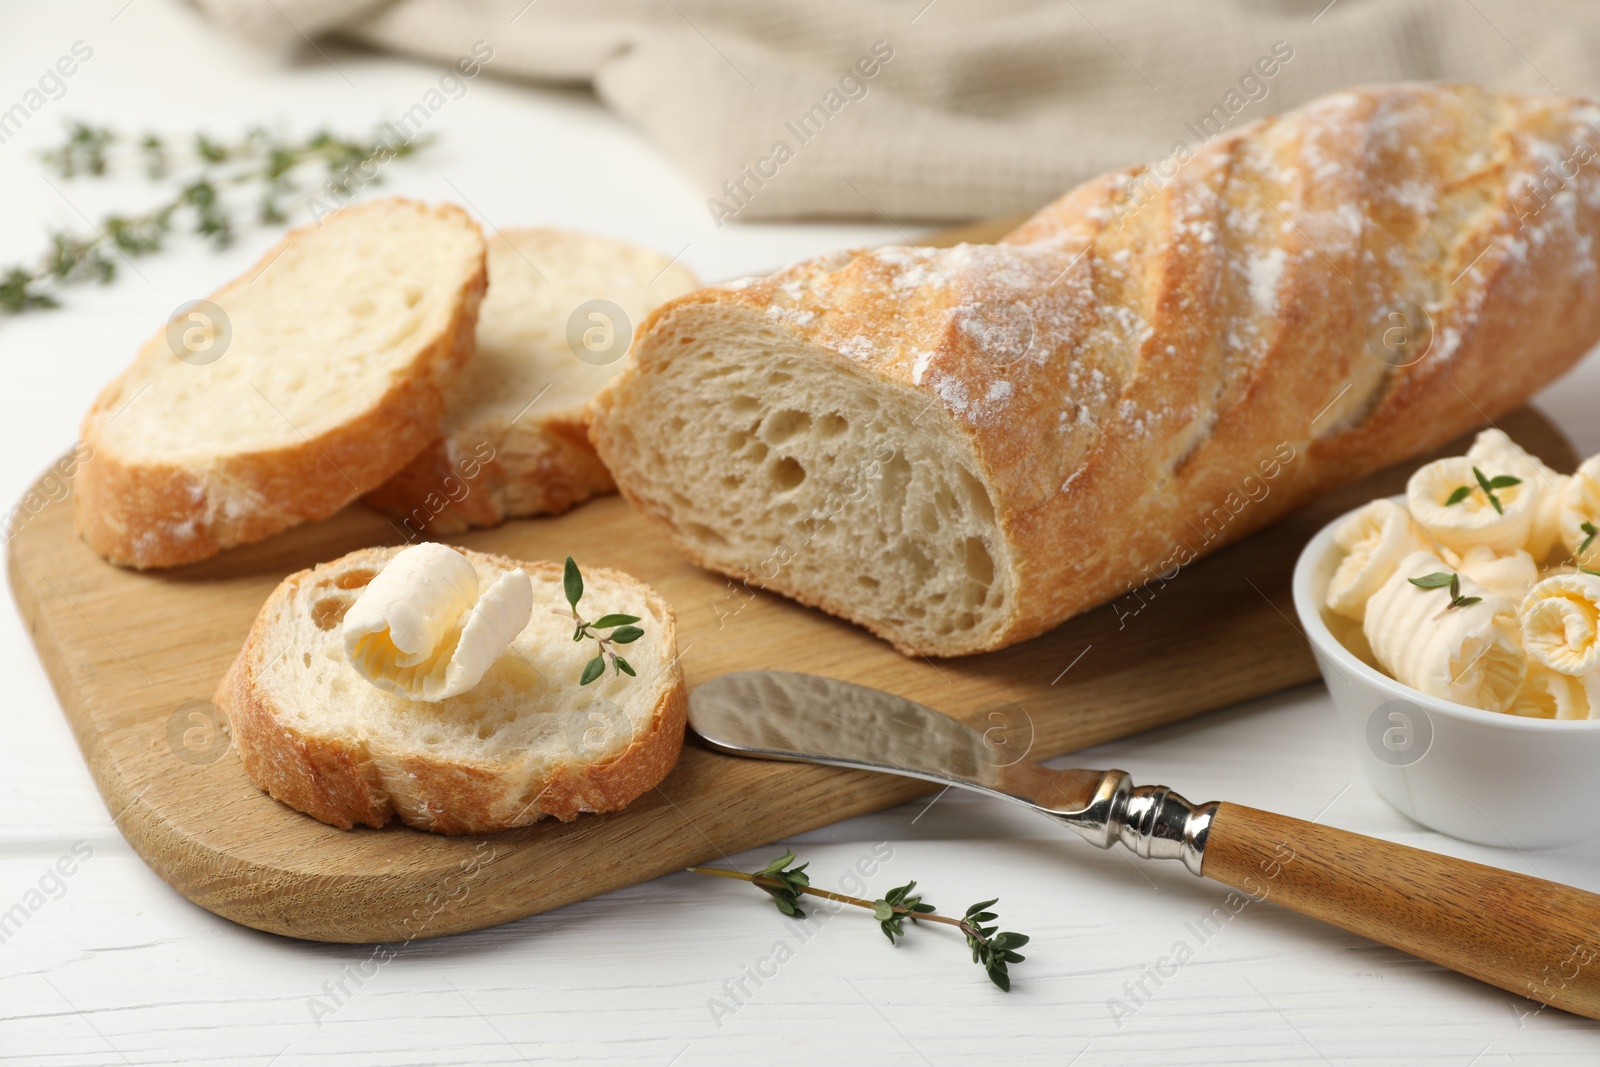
xmin=1442 ymin=465 xmax=1522 ymax=515
xmin=1407 ymin=571 xmax=1482 ymax=617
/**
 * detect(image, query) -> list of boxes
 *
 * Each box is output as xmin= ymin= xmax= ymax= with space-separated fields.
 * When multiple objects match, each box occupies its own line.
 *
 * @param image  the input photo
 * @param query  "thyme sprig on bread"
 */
xmin=690 ymin=849 xmax=1030 ymax=990
xmin=558 ymin=557 xmax=645 ymax=685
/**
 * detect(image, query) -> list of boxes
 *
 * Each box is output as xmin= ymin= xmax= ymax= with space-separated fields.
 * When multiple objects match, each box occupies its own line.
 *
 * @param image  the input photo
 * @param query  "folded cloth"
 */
xmin=189 ymin=0 xmax=1600 ymax=222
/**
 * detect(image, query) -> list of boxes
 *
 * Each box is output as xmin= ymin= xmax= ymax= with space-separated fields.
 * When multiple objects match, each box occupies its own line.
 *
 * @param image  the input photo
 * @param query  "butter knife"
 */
xmin=688 ymin=669 xmax=1600 ymax=1019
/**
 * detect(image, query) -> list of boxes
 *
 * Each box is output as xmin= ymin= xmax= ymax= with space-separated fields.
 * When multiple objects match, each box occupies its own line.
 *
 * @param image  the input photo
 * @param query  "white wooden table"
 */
xmin=3 ymin=3 xmax=1599 ymax=1063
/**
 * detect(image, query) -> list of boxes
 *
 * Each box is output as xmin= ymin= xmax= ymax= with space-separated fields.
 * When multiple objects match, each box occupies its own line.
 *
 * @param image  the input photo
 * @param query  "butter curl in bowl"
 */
xmin=1292 ymin=428 xmax=1600 ymax=848
xmin=1331 ymin=429 xmax=1598 ymax=718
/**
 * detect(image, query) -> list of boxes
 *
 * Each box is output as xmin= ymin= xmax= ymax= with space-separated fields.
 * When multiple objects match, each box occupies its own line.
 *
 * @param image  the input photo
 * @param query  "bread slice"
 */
xmin=75 ymin=198 xmax=488 ymax=569
xmin=215 ymin=545 xmax=686 ymax=835
xmin=588 ymin=84 xmax=1600 ymax=657
xmin=363 ymin=229 xmax=699 ymax=534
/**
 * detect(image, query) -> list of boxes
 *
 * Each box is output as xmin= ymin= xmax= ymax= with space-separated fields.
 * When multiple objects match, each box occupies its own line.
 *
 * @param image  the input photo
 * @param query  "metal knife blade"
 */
xmin=687 ymin=669 xmax=1116 ymax=825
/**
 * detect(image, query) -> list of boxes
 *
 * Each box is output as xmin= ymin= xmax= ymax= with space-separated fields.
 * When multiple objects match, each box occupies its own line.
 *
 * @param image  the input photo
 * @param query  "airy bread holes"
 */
xmin=771 ymin=456 xmax=807 ymax=491
xmin=879 ymin=452 xmax=912 ymax=513
xmin=311 ymin=596 xmax=348 ymax=631
xmin=816 ymin=413 xmax=848 ymax=439
xmin=684 ymin=521 xmax=728 ymax=546
xmin=895 ymin=540 xmax=936 ymax=584
xmin=333 ymin=568 xmax=376 ymax=589
xmin=964 ymin=537 xmax=996 ymax=584
xmin=762 ymin=409 xmax=812 ymax=444
xmin=956 ymin=468 xmax=996 ymax=522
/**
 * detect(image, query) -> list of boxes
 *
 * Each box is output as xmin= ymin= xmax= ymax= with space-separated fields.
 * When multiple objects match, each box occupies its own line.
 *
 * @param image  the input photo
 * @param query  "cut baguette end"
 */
xmin=589 ymin=300 xmax=1015 ymax=658
xmin=75 ymin=198 xmax=488 ymax=569
xmin=215 ymin=545 xmax=686 ymax=835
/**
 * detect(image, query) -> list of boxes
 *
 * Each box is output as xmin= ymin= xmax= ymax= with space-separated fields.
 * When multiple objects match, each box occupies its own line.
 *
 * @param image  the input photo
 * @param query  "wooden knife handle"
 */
xmin=1200 ymin=802 xmax=1600 ymax=1019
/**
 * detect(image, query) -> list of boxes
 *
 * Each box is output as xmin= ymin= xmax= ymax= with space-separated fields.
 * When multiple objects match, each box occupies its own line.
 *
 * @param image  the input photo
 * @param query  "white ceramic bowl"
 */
xmin=1293 ymin=497 xmax=1600 ymax=848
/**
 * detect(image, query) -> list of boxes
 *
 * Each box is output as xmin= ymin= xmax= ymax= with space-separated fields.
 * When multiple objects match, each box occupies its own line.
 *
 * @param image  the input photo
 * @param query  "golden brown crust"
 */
xmin=75 ymin=199 xmax=488 ymax=569
xmin=219 ymin=647 xmax=394 ymax=831
xmin=591 ymin=84 xmax=1600 ymax=656
xmin=214 ymin=546 xmax=686 ymax=835
xmin=361 ymin=408 xmax=616 ymax=536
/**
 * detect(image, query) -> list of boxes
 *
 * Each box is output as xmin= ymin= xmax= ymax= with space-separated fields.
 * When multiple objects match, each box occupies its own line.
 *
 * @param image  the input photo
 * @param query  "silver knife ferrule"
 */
xmin=1051 ymin=772 xmax=1218 ymax=877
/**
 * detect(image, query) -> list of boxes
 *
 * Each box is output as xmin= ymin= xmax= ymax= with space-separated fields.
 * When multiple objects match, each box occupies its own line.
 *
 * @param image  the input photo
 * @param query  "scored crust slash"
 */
xmin=1113 ymin=440 xmax=1297 ymax=628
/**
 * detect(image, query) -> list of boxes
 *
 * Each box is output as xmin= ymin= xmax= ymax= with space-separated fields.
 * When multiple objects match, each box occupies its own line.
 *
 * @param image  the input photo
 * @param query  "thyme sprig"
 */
xmin=1580 ymin=521 xmax=1598 ymax=557
xmin=556 ymin=557 xmax=643 ymax=685
xmin=1444 ymin=466 xmax=1521 ymax=515
xmin=2 ymin=120 xmax=431 ymax=316
xmin=1409 ymin=571 xmax=1482 ymax=619
xmin=689 ymin=849 xmax=1030 ymax=991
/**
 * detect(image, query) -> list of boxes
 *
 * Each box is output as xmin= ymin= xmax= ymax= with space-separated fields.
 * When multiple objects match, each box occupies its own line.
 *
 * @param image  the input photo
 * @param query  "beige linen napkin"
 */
xmin=190 ymin=0 xmax=1600 ymax=222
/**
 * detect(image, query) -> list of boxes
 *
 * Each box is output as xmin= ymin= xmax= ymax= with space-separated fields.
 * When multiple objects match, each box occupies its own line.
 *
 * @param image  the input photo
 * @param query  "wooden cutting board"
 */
xmin=6 ymin=213 xmax=1577 ymax=943
xmin=11 ymin=408 xmax=1573 ymax=943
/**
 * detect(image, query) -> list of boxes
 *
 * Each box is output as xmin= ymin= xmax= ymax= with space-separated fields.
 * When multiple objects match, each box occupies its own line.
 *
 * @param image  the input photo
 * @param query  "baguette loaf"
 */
xmin=76 ymin=198 xmax=487 ymax=569
xmin=364 ymin=228 xmax=699 ymax=533
xmin=215 ymin=546 xmax=685 ymax=834
xmin=589 ymin=84 xmax=1600 ymax=657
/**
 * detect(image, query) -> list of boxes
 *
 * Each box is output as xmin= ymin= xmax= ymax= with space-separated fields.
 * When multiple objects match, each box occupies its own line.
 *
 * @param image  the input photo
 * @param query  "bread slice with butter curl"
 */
xmin=215 ymin=545 xmax=686 ymax=835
